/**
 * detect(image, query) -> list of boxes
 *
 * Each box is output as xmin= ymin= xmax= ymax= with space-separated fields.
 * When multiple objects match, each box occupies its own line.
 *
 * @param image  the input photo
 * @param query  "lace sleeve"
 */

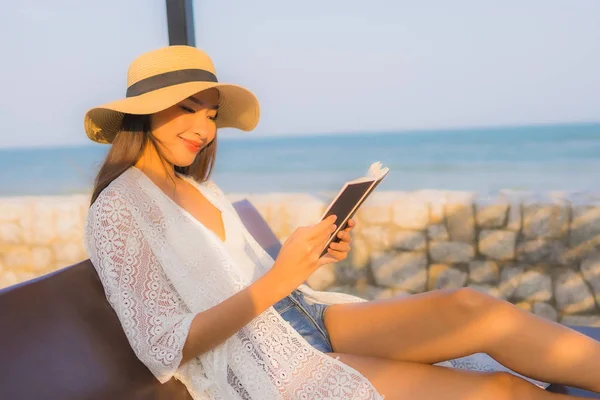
xmin=85 ymin=188 xmax=196 ymax=383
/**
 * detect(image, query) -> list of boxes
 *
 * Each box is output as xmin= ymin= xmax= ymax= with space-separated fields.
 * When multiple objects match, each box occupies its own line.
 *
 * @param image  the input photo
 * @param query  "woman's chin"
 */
xmin=176 ymin=161 xmax=195 ymax=169
xmin=173 ymin=156 xmax=196 ymax=169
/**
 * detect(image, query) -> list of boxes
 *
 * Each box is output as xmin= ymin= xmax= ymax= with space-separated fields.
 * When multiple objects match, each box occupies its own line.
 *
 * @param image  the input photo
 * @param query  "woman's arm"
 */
xmin=87 ymin=187 xmax=337 ymax=380
xmin=181 ymin=213 xmax=341 ymax=364
xmin=180 ymin=268 xmax=288 ymax=364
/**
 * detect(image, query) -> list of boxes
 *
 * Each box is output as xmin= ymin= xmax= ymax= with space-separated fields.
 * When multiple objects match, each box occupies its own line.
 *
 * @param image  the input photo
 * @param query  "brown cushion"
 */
xmin=0 ymin=260 xmax=192 ymax=400
xmin=232 ymin=199 xmax=282 ymax=259
xmin=0 ymin=199 xmax=280 ymax=400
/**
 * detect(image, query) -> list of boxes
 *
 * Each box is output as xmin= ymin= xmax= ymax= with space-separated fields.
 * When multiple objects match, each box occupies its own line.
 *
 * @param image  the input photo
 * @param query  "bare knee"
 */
xmin=448 ymin=288 xmax=516 ymax=330
xmin=483 ymin=372 xmax=538 ymax=400
xmin=449 ymin=287 xmax=497 ymax=313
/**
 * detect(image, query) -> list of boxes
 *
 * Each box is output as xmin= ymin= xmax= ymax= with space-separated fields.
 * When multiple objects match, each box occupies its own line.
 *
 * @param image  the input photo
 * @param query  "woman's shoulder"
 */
xmin=86 ymin=169 xmax=151 ymax=238
xmin=92 ymin=168 xmax=145 ymax=209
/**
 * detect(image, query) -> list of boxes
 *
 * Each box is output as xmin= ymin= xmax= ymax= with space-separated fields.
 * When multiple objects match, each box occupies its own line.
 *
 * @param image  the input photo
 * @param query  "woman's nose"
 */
xmin=190 ymin=110 xmax=212 ymax=134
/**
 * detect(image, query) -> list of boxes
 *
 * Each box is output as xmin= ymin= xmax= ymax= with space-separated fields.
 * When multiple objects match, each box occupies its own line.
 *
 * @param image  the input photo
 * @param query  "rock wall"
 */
xmin=1 ymin=190 xmax=599 ymax=326
xmin=0 ymin=195 xmax=89 ymax=288
xmin=234 ymin=190 xmax=600 ymax=327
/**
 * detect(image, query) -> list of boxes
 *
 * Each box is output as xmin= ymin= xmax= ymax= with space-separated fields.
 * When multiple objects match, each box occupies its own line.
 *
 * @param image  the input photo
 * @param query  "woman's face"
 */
xmin=149 ymin=88 xmax=219 ymax=167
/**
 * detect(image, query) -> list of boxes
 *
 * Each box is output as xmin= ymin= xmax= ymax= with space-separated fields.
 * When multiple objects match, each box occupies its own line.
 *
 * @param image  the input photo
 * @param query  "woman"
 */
xmin=84 ymin=45 xmax=600 ymax=399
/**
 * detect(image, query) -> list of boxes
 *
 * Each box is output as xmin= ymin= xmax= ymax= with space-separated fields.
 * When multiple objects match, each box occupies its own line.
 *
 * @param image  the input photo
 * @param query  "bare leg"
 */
xmin=325 ymin=352 xmax=591 ymax=400
xmin=324 ymin=288 xmax=600 ymax=392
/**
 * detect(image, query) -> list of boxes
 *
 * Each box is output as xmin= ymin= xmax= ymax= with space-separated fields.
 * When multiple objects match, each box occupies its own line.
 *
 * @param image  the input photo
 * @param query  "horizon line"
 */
xmin=1 ymin=119 xmax=599 ymax=151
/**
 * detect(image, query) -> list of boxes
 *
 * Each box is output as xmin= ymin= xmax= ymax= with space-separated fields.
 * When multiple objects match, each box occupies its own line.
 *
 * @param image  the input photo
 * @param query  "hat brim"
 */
xmin=84 ymin=81 xmax=259 ymax=144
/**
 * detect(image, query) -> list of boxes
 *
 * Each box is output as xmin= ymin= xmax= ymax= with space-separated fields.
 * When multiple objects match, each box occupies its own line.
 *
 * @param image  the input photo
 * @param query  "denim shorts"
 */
xmin=273 ymin=289 xmax=334 ymax=353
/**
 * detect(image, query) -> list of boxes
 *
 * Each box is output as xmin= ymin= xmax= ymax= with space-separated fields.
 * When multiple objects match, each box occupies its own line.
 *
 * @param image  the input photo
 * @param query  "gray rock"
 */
xmin=357 ymin=198 xmax=392 ymax=225
xmin=429 ymin=241 xmax=475 ymax=263
xmin=554 ymin=269 xmax=597 ymax=314
xmin=522 ymin=201 xmax=570 ymax=239
xmin=570 ymin=205 xmax=600 ymax=248
xmin=532 ymin=302 xmax=558 ymax=322
xmin=506 ymin=201 xmax=523 ymax=231
xmin=53 ymin=242 xmax=85 ymax=266
xmin=0 ymin=271 xmax=19 ymax=289
xmin=349 ymin=237 xmax=371 ymax=269
xmin=427 ymin=223 xmax=449 ymax=241
xmin=568 ymin=242 xmax=600 ymax=265
xmin=307 ymin=263 xmax=336 ymax=291
xmin=392 ymin=199 xmax=430 ymax=230
xmin=479 ymin=230 xmax=517 ymax=261
xmin=516 ymin=239 xmax=568 ymax=265
xmin=512 ymin=268 xmax=552 ymax=302
xmin=392 ymin=230 xmax=427 ymax=251
xmin=0 ymin=222 xmax=22 ymax=245
xmin=54 ymin=202 xmax=84 ymax=241
xmin=560 ymin=315 xmax=600 ymax=327
xmin=467 ymin=283 xmax=501 ymax=298
xmin=445 ymin=202 xmax=476 ymax=243
xmin=581 ymin=253 xmax=600 ymax=305
xmin=335 ymin=257 xmax=368 ymax=286
xmin=429 ymin=197 xmax=446 ymax=224
xmin=371 ymin=251 xmax=427 ymax=292
xmin=515 ymin=301 xmax=533 ymax=312
xmin=325 ymin=285 xmax=362 ymax=298
xmin=32 ymin=202 xmax=57 ymax=245
xmin=365 ymin=286 xmax=412 ymax=300
xmin=360 ymin=225 xmax=392 ymax=252
xmin=428 ymin=264 xmax=468 ymax=290
xmin=468 ymin=261 xmax=500 ymax=284
xmin=0 ymin=201 xmax=29 ymax=223
xmin=476 ymin=201 xmax=509 ymax=228
xmin=3 ymin=246 xmax=31 ymax=269
xmin=31 ymin=246 xmax=53 ymax=272
xmin=15 ymin=271 xmax=35 ymax=284
xmin=498 ymin=263 xmax=526 ymax=299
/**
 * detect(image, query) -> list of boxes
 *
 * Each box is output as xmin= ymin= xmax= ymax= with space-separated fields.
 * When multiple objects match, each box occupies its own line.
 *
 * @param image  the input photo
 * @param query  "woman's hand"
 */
xmin=269 ymin=215 xmax=338 ymax=294
xmin=320 ymin=218 xmax=356 ymax=264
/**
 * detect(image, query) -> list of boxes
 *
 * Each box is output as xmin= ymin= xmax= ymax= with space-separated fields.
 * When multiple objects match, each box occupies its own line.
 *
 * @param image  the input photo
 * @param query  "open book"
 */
xmin=319 ymin=161 xmax=390 ymax=257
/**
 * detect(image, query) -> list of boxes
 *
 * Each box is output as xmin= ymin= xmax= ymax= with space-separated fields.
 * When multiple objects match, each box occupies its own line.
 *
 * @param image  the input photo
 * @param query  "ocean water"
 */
xmin=1 ymin=123 xmax=599 ymax=197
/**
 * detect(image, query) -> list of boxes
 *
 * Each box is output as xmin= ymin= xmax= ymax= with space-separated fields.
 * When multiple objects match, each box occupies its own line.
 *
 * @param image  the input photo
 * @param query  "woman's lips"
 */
xmin=180 ymin=137 xmax=202 ymax=153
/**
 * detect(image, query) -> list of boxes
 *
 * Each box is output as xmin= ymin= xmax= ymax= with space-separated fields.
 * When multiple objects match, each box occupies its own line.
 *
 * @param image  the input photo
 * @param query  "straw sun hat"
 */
xmin=84 ymin=45 xmax=260 ymax=144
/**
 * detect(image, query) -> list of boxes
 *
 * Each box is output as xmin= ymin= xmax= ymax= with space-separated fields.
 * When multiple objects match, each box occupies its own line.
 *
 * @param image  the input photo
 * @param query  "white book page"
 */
xmin=366 ymin=161 xmax=389 ymax=180
xmin=346 ymin=161 xmax=390 ymax=185
xmin=320 ymin=161 xmax=389 ymax=220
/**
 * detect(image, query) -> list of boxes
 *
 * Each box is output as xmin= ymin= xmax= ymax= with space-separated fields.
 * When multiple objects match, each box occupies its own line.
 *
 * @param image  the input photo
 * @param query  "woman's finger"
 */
xmin=337 ymin=230 xmax=352 ymax=243
xmin=318 ymin=254 xmax=337 ymax=266
xmin=311 ymin=226 xmax=335 ymax=248
xmin=308 ymin=215 xmax=338 ymax=239
xmin=324 ymin=248 xmax=346 ymax=261
xmin=329 ymin=241 xmax=351 ymax=252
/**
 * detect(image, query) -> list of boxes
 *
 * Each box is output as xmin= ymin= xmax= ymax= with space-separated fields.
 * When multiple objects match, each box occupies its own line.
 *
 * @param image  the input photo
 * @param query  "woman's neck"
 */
xmin=135 ymin=145 xmax=178 ymax=189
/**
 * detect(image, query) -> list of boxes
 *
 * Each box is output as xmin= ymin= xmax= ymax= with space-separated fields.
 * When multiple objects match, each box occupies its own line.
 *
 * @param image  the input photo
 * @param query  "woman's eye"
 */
xmin=208 ymin=112 xmax=218 ymax=121
xmin=180 ymin=105 xmax=195 ymax=114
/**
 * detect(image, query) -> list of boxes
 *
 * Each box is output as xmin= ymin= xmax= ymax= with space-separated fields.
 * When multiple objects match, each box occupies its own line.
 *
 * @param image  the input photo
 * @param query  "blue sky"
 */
xmin=0 ymin=0 xmax=599 ymax=148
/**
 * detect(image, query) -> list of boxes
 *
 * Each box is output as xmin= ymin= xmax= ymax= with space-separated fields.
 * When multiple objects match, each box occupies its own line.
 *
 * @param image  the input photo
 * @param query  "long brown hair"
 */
xmin=90 ymin=113 xmax=217 ymax=205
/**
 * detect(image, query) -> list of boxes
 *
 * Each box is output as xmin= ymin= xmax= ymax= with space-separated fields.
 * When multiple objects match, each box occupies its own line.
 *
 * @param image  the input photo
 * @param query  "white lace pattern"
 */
xmin=84 ymin=167 xmax=383 ymax=400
